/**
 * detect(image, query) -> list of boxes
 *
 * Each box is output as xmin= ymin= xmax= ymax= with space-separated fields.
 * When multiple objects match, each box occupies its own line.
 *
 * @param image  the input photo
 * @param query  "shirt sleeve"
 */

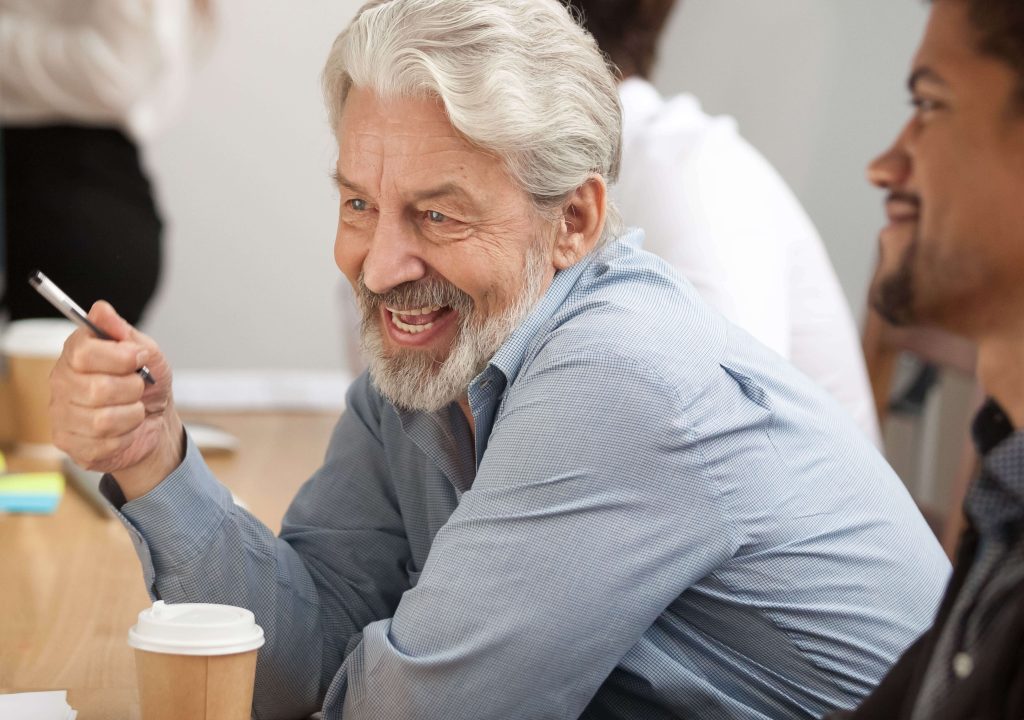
xmin=102 ymin=375 xmax=411 ymax=719
xmin=0 ymin=0 xmax=176 ymax=122
xmin=324 ymin=347 xmax=738 ymax=719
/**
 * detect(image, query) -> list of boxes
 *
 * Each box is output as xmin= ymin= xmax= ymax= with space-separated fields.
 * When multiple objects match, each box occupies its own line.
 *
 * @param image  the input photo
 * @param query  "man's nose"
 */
xmin=867 ymin=128 xmax=912 ymax=190
xmin=361 ymin=213 xmax=427 ymax=295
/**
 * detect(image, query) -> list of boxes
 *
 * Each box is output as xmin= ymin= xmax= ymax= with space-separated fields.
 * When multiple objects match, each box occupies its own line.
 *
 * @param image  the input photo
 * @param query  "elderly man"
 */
xmin=830 ymin=1 xmax=1024 ymax=718
xmin=50 ymin=1 xmax=947 ymax=718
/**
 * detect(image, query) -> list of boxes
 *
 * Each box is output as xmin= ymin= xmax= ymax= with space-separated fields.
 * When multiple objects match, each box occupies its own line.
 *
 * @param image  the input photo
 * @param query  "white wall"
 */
xmin=145 ymin=0 xmax=362 ymax=375
xmin=653 ymin=0 xmax=929 ymax=317
xmin=144 ymin=0 xmax=929 ymax=381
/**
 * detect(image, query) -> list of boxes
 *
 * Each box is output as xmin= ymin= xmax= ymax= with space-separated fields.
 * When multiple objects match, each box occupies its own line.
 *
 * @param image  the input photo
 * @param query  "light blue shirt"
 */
xmin=103 ymin=231 xmax=950 ymax=719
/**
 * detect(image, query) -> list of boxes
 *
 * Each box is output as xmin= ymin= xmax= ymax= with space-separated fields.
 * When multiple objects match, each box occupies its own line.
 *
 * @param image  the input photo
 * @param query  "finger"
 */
xmin=58 ymin=325 xmax=103 ymax=366
xmin=87 ymin=301 xmax=134 ymax=342
xmin=88 ymin=301 xmax=160 ymax=353
xmin=55 ymin=399 xmax=148 ymax=438
xmin=86 ymin=301 xmax=167 ymax=381
xmin=52 ymin=427 xmax=132 ymax=471
xmin=63 ymin=335 xmax=149 ymax=377
xmin=60 ymin=370 xmax=146 ymax=408
xmin=58 ymin=401 xmax=147 ymax=439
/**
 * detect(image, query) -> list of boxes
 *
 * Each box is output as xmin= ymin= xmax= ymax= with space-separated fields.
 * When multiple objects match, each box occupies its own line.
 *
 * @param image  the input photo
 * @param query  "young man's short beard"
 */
xmin=872 ymin=242 xmax=917 ymax=326
xmin=356 ymin=242 xmax=550 ymax=413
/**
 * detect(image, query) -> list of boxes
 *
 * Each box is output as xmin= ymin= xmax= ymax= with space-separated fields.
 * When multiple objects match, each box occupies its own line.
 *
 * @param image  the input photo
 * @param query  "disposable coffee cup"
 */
xmin=128 ymin=601 xmax=265 ymax=720
xmin=1 ymin=319 xmax=76 ymax=456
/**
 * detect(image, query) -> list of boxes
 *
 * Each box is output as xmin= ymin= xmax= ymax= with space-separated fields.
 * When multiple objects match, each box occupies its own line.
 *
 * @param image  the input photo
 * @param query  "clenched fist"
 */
xmin=50 ymin=301 xmax=184 ymax=501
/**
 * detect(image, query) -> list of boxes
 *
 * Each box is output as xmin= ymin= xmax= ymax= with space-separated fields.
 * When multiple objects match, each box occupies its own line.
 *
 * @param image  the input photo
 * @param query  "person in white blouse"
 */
xmin=567 ymin=0 xmax=881 ymax=446
xmin=0 ymin=0 xmax=210 ymax=325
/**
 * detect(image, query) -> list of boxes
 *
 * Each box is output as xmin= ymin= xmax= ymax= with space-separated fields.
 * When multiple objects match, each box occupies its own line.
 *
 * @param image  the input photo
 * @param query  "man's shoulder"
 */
xmin=519 ymin=239 xmax=730 ymax=393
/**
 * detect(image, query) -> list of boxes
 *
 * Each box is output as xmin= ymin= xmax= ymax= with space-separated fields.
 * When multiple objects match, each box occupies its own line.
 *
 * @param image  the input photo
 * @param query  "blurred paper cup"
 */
xmin=128 ymin=601 xmax=264 ymax=720
xmin=1 ymin=319 xmax=76 ymax=456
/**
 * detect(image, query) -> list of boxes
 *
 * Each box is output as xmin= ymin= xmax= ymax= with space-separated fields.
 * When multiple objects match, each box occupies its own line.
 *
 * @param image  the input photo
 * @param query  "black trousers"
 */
xmin=1 ymin=124 xmax=162 ymax=326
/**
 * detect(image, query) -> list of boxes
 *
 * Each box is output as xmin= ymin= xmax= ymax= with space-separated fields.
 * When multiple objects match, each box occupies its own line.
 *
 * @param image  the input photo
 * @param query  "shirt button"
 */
xmin=953 ymin=652 xmax=974 ymax=679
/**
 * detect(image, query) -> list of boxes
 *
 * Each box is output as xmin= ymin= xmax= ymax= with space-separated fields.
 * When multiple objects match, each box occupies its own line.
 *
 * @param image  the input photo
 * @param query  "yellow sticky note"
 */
xmin=0 ymin=472 xmax=65 ymax=496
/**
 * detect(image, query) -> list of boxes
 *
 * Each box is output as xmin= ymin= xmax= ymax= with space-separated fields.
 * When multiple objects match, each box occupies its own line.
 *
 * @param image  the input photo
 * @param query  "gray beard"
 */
xmin=357 ymin=243 xmax=549 ymax=413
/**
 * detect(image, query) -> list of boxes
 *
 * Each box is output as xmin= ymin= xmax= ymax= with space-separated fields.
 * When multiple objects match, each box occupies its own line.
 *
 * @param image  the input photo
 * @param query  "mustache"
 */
xmin=886 ymin=191 xmax=921 ymax=209
xmin=356 ymin=274 xmax=473 ymax=313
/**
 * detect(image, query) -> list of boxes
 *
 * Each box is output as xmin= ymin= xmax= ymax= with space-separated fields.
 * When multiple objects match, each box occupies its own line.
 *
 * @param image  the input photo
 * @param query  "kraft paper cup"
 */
xmin=1 ymin=319 xmax=76 ymax=456
xmin=128 ymin=601 xmax=265 ymax=720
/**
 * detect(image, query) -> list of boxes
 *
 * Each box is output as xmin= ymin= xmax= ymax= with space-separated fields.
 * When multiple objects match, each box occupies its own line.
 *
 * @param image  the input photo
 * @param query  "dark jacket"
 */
xmin=831 ymin=528 xmax=1024 ymax=720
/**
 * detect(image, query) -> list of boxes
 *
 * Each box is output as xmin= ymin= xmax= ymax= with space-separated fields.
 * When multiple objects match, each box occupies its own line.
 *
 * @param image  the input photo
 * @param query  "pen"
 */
xmin=28 ymin=270 xmax=156 ymax=385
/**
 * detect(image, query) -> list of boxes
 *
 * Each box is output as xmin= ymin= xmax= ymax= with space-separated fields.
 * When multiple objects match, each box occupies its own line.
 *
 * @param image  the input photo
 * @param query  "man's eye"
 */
xmin=348 ymin=199 xmax=368 ymax=211
xmin=426 ymin=210 xmax=448 ymax=223
xmin=911 ymin=97 xmax=941 ymax=113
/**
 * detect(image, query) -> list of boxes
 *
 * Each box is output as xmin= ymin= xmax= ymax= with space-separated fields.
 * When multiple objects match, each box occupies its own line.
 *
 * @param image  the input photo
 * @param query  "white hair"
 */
xmin=323 ymin=0 xmax=623 ymax=245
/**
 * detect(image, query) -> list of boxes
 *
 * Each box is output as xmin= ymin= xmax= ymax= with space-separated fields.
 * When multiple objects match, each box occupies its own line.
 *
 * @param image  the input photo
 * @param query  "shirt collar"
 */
xmin=973 ymin=398 xmax=1016 ymax=456
xmin=463 ymin=231 xmax=641 ymax=462
xmin=398 ymin=230 xmax=643 ymax=474
xmin=966 ymin=398 xmax=1024 ymax=535
xmin=481 ymin=229 xmax=645 ymax=387
xmin=619 ymin=77 xmax=663 ymax=118
xmin=618 ymin=77 xmax=664 ymax=144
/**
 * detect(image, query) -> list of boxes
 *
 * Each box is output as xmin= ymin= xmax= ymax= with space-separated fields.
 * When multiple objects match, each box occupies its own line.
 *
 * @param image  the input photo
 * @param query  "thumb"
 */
xmin=87 ymin=300 xmax=136 ymax=342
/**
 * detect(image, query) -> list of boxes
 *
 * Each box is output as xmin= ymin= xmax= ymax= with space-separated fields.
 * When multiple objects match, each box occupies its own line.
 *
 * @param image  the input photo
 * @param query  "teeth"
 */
xmin=385 ymin=305 xmax=440 ymax=317
xmin=384 ymin=305 xmax=445 ymax=334
xmin=391 ymin=313 xmax=436 ymax=334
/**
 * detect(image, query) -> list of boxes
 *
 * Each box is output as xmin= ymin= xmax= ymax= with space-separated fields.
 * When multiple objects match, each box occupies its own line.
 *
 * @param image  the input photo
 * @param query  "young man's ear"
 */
xmin=553 ymin=175 xmax=607 ymax=270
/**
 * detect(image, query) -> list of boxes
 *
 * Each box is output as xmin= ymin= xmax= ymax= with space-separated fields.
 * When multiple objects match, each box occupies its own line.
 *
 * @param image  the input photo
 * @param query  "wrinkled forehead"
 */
xmin=335 ymin=86 xmax=522 ymax=200
xmin=337 ymin=87 xmax=466 ymax=150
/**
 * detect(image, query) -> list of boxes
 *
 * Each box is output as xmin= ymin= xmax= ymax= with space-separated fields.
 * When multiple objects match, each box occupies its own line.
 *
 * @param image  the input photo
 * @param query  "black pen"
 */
xmin=28 ymin=270 xmax=156 ymax=385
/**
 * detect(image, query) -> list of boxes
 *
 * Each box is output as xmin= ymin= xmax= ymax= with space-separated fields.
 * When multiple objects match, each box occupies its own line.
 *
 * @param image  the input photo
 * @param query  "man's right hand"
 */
xmin=50 ymin=301 xmax=185 ymax=501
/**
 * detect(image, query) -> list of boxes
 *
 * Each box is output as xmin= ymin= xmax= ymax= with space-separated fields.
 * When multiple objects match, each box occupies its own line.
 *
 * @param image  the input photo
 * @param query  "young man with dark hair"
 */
xmin=833 ymin=0 xmax=1024 ymax=717
xmin=565 ymin=0 xmax=882 ymax=448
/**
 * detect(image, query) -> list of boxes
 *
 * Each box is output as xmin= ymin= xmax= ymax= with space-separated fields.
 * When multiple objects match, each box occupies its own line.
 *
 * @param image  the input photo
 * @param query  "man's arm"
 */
xmin=51 ymin=305 xmax=412 ymax=718
xmin=105 ymin=378 xmax=411 ymax=718
xmin=322 ymin=346 xmax=737 ymax=719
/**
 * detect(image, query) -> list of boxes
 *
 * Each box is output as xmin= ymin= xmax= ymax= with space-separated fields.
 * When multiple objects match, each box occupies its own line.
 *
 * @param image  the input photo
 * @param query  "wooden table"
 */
xmin=0 ymin=411 xmax=338 ymax=719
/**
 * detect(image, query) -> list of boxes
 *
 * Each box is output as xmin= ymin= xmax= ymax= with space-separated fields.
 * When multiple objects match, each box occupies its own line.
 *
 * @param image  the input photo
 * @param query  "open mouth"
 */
xmin=385 ymin=304 xmax=454 ymax=335
xmin=884 ymin=193 xmax=921 ymax=224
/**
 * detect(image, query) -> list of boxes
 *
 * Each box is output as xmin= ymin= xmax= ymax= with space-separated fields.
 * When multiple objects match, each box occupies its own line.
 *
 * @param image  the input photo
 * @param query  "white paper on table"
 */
xmin=0 ymin=690 xmax=77 ymax=719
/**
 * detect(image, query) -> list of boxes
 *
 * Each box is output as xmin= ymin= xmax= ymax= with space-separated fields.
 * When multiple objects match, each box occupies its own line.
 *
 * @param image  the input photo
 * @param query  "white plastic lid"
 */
xmin=128 ymin=601 xmax=265 ymax=656
xmin=1 ymin=319 xmax=77 ymax=358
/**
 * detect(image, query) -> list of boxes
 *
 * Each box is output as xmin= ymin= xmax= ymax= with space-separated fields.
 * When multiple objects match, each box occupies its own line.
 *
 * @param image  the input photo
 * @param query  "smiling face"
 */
xmin=867 ymin=0 xmax=1024 ymax=336
xmin=332 ymin=87 xmax=560 ymax=412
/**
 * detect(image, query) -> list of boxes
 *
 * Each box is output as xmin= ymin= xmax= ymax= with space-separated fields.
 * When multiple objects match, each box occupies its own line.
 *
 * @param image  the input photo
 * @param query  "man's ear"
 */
xmin=552 ymin=175 xmax=607 ymax=270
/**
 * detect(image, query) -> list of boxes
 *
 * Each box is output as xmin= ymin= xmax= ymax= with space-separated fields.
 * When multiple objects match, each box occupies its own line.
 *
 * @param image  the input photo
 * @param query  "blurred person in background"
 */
xmin=0 ymin=0 xmax=212 ymax=325
xmin=566 ymin=0 xmax=881 ymax=447
xmin=829 ymin=0 xmax=1024 ymax=717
